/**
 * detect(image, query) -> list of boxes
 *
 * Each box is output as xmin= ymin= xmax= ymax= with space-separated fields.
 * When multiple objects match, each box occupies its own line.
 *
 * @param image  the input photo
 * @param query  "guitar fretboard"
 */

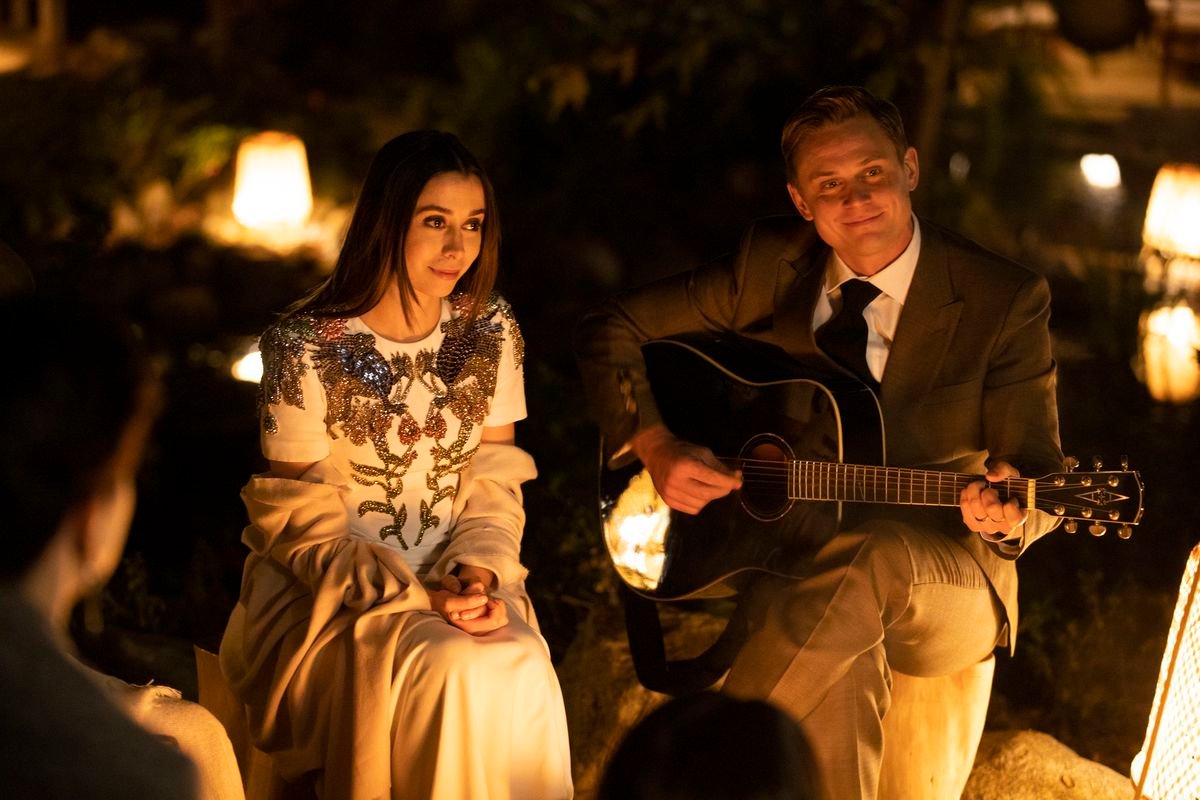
xmin=785 ymin=461 xmax=1031 ymax=508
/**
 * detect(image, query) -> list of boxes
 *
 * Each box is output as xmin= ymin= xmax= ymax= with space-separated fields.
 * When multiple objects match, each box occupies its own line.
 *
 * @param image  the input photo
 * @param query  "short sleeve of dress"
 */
xmin=482 ymin=302 xmax=527 ymax=428
xmin=257 ymin=319 xmax=332 ymax=463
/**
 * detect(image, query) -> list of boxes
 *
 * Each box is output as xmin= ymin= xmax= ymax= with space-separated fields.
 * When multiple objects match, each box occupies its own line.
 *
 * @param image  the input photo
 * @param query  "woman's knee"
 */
xmin=407 ymin=618 xmax=549 ymax=682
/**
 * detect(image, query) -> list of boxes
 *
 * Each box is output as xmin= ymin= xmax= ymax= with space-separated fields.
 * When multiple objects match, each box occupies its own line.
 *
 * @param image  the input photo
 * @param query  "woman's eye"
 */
xmin=464 ymin=219 xmax=482 ymax=232
xmin=424 ymin=216 xmax=445 ymax=229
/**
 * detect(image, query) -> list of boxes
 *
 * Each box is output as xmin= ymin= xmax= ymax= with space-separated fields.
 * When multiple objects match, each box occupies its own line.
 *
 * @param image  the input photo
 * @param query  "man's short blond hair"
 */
xmin=781 ymin=86 xmax=908 ymax=184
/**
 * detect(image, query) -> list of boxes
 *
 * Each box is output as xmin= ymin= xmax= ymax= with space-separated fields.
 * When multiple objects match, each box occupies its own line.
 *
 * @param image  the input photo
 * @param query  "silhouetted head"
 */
xmin=0 ymin=296 xmax=159 ymax=614
xmin=599 ymin=693 xmax=821 ymax=800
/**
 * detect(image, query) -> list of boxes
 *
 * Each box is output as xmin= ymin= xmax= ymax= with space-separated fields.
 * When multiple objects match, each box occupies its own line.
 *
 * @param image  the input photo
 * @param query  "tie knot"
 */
xmin=837 ymin=280 xmax=881 ymax=316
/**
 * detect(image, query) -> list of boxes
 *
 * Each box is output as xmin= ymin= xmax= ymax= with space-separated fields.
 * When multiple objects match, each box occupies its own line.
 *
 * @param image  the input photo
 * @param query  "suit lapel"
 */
xmin=768 ymin=220 xmax=963 ymax=399
xmin=772 ymin=236 xmax=829 ymax=360
xmin=882 ymin=222 xmax=962 ymax=407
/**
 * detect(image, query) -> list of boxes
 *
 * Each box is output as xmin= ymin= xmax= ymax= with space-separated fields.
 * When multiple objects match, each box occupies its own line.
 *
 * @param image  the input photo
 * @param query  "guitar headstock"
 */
xmin=1034 ymin=455 xmax=1144 ymax=539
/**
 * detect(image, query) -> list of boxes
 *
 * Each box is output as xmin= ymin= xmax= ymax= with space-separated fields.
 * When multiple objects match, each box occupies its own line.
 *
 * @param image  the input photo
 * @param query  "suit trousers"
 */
xmin=722 ymin=518 xmax=1004 ymax=800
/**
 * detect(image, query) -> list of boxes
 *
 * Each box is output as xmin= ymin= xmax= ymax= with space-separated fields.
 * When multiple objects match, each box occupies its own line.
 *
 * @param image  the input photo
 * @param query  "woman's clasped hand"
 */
xmin=430 ymin=572 xmax=509 ymax=635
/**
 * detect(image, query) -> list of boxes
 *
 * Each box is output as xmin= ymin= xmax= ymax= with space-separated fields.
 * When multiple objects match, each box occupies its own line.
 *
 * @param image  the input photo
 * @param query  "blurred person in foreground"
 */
xmin=0 ymin=296 xmax=199 ymax=799
xmin=599 ymin=693 xmax=821 ymax=800
xmin=576 ymin=85 xmax=1063 ymax=798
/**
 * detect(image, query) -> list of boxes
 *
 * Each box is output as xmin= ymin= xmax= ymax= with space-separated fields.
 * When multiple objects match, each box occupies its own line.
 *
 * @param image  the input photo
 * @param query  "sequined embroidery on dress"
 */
xmin=258 ymin=294 xmax=523 ymax=549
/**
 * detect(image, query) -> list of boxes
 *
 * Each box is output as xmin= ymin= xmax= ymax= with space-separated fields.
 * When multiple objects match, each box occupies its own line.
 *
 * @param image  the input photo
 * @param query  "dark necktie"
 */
xmin=816 ymin=279 xmax=881 ymax=388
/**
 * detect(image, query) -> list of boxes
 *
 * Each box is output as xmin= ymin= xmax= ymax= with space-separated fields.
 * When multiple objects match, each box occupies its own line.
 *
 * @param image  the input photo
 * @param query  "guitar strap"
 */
xmin=619 ymin=583 xmax=749 ymax=695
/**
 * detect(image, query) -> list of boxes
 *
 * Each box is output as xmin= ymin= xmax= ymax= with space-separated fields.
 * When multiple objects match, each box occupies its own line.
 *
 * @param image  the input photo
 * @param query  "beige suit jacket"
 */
xmin=575 ymin=215 xmax=1064 ymax=648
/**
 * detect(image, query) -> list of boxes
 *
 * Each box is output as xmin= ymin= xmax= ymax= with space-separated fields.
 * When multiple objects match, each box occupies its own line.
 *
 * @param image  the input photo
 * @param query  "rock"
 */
xmin=964 ymin=730 xmax=1134 ymax=800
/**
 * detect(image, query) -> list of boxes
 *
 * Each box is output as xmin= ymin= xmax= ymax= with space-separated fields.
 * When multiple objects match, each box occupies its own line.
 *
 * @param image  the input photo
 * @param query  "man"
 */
xmin=0 ymin=297 xmax=200 ymax=799
xmin=575 ymin=86 xmax=1063 ymax=798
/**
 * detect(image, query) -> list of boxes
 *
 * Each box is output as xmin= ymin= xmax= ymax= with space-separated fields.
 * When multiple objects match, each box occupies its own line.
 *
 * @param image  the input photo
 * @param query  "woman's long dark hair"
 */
xmin=290 ymin=130 xmax=500 ymax=325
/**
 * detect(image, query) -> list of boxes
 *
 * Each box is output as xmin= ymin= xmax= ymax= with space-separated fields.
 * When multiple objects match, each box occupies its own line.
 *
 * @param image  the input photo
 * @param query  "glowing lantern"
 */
xmin=1132 ymin=542 xmax=1200 ymax=800
xmin=1143 ymin=164 xmax=1200 ymax=260
xmin=231 ymin=131 xmax=313 ymax=232
xmin=1139 ymin=302 xmax=1200 ymax=404
xmin=1137 ymin=164 xmax=1200 ymax=403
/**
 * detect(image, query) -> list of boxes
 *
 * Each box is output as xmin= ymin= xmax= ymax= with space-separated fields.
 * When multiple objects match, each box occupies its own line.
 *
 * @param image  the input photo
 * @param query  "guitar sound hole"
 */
xmin=738 ymin=435 xmax=793 ymax=522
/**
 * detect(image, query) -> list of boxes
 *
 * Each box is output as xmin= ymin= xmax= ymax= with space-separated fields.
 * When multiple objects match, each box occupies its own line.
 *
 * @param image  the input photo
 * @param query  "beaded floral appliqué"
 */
xmin=258 ymin=294 xmax=523 ymax=549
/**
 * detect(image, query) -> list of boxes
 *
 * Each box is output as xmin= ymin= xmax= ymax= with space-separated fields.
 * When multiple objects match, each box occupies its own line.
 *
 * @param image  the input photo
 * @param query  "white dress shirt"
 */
xmin=812 ymin=215 xmax=922 ymax=384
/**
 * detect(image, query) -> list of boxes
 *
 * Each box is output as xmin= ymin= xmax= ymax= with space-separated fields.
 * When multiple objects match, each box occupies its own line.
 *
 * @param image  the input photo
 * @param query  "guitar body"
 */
xmin=600 ymin=337 xmax=883 ymax=601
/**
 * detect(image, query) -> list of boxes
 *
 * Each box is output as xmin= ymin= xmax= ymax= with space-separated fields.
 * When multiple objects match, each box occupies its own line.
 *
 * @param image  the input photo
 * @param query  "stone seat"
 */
xmin=93 ymin=664 xmax=246 ymax=800
xmin=193 ymin=647 xmax=313 ymax=800
xmin=878 ymin=655 xmax=996 ymax=800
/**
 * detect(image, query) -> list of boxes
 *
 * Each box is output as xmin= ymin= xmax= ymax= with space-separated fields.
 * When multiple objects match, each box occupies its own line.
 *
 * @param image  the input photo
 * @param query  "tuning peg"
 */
xmin=1118 ymin=525 xmax=1133 ymax=540
xmin=1089 ymin=523 xmax=1106 ymax=537
xmin=1064 ymin=456 xmax=1079 ymax=472
xmin=1064 ymin=520 xmax=1078 ymax=534
xmin=1092 ymin=455 xmax=1103 ymax=471
xmin=1120 ymin=455 xmax=1129 ymax=470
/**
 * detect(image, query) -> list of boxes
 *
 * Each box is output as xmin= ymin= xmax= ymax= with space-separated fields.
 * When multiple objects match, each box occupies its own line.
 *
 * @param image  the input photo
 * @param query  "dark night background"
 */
xmin=2 ymin=0 xmax=1199 ymax=780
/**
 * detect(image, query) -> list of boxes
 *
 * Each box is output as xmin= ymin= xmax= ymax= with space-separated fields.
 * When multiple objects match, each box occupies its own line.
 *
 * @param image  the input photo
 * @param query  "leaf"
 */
xmin=350 ymin=461 xmax=388 ymax=477
xmin=613 ymin=92 xmax=667 ymax=137
xmin=357 ymin=500 xmax=395 ymax=518
xmin=379 ymin=522 xmax=408 ymax=549
xmin=590 ymin=46 xmax=637 ymax=85
xmin=528 ymin=63 xmax=590 ymax=119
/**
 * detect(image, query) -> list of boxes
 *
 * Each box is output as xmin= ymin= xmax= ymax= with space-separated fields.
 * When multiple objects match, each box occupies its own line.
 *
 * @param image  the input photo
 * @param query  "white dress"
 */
xmin=249 ymin=294 xmax=573 ymax=800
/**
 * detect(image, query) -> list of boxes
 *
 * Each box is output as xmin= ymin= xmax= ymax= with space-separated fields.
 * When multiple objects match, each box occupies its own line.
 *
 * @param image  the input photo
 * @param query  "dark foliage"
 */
xmin=1 ymin=0 xmax=1197 ymax=773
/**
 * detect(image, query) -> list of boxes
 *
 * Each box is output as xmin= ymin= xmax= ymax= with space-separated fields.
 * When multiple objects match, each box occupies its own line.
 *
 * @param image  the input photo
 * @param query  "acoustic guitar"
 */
xmin=600 ymin=337 xmax=1144 ymax=601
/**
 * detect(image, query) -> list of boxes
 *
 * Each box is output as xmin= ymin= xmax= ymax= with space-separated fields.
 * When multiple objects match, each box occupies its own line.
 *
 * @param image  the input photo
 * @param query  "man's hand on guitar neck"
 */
xmin=632 ymin=424 xmax=743 ymax=515
xmin=960 ymin=460 xmax=1028 ymax=543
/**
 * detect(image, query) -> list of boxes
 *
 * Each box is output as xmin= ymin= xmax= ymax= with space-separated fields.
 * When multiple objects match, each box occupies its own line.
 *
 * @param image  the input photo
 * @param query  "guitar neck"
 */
xmin=784 ymin=461 xmax=1031 ymax=509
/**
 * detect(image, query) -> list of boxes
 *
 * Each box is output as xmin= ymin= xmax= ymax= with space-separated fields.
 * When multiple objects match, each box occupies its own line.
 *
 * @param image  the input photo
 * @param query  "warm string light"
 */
xmin=230 ymin=348 xmax=263 ymax=383
xmin=1080 ymin=154 xmax=1121 ymax=190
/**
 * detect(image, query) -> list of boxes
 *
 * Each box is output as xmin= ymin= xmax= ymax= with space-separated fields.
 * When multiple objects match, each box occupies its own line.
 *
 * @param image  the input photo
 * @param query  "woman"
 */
xmin=220 ymin=132 xmax=573 ymax=800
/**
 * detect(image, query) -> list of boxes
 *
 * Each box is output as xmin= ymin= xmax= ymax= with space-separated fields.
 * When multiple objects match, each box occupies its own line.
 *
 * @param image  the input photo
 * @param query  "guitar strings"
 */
xmin=665 ymin=457 xmax=1125 ymax=520
xmin=718 ymin=460 xmax=1026 ymax=506
xmin=721 ymin=460 xmax=1024 ymax=486
xmin=723 ymin=459 xmax=1025 ymax=480
xmin=710 ymin=457 xmax=1040 ymax=500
